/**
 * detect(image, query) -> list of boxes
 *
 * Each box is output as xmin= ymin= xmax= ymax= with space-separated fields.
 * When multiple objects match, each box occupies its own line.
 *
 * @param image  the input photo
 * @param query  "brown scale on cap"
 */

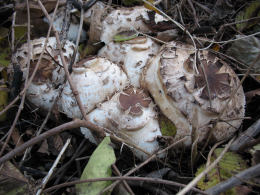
xmin=29 ymin=55 xmax=56 ymax=84
xmin=194 ymin=54 xmax=231 ymax=100
xmin=119 ymin=87 xmax=151 ymax=115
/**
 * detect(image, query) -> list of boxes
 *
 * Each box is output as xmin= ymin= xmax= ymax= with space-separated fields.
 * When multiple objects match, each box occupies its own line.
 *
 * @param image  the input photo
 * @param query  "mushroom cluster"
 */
xmin=14 ymin=4 xmax=246 ymax=160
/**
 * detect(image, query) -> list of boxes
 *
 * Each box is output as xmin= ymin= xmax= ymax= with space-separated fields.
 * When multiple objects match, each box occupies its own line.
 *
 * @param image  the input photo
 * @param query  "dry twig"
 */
xmin=44 ymin=176 xmax=208 ymax=194
xmin=36 ymin=138 xmax=71 ymax=195
xmin=206 ymin=163 xmax=260 ymax=195
xmin=0 ymin=0 xmax=31 ymax=157
xmin=177 ymin=137 xmax=235 ymax=195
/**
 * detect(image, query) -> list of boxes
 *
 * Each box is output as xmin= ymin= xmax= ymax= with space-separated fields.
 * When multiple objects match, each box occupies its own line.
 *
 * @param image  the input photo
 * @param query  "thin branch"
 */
xmin=199 ymin=52 xmax=260 ymax=158
xmin=141 ymin=0 xmax=199 ymax=74
xmin=100 ymin=137 xmax=187 ymax=194
xmin=195 ymin=31 xmax=260 ymax=44
xmin=0 ymin=119 xmax=104 ymax=165
xmin=69 ymin=0 xmax=84 ymax=72
xmin=177 ymin=137 xmax=235 ymax=195
xmin=112 ymin=164 xmax=135 ymax=195
xmin=43 ymin=176 xmax=208 ymax=194
xmin=206 ymin=163 xmax=260 ymax=195
xmin=187 ymin=0 xmax=199 ymax=27
xmin=230 ymin=118 xmax=260 ymax=152
xmin=0 ymin=0 xmax=31 ymax=157
xmin=37 ymin=0 xmax=89 ymax=123
xmin=36 ymin=138 xmax=71 ymax=195
xmin=0 ymin=0 xmax=60 ymax=117
xmin=19 ymin=94 xmax=60 ymax=166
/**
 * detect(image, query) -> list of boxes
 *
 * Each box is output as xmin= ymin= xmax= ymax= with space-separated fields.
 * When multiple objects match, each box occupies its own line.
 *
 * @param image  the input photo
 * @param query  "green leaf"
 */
xmin=159 ymin=114 xmax=177 ymax=137
xmin=113 ymin=31 xmax=138 ymax=42
xmin=0 ymin=84 xmax=8 ymax=122
xmin=14 ymin=26 xmax=27 ymax=42
xmin=0 ymin=27 xmax=9 ymax=40
xmin=196 ymin=148 xmax=247 ymax=194
xmin=76 ymin=137 xmax=116 ymax=195
xmin=236 ymin=1 xmax=260 ymax=31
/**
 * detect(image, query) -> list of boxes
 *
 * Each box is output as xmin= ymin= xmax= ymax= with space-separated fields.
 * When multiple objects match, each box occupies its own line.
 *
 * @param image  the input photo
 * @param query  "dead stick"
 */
xmin=206 ymin=163 xmax=260 ymax=195
xmin=0 ymin=0 xmax=31 ymax=157
xmin=0 ymin=119 xmax=104 ymax=165
xmin=44 ymin=176 xmax=207 ymax=194
xmin=112 ymin=164 xmax=135 ymax=195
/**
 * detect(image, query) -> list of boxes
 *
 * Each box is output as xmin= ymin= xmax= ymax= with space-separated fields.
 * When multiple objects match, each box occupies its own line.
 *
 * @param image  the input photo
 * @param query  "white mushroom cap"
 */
xmin=14 ymin=37 xmax=77 ymax=111
xmin=144 ymin=41 xmax=245 ymax=146
xmin=26 ymin=83 xmax=58 ymax=112
xmin=59 ymin=57 xmax=128 ymax=118
xmin=44 ymin=6 xmax=87 ymax=42
xmin=98 ymin=37 xmax=160 ymax=87
xmin=88 ymin=6 xmax=167 ymax=44
xmin=81 ymin=87 xmax=162 ymax=160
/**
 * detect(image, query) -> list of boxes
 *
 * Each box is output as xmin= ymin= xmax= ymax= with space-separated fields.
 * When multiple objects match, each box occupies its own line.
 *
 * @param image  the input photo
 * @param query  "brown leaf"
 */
xmin=195 ymin=55 xmax=231 ymax=100
xmin=29 ymin=56 xmax=56 ymax=84
xmin=15 ymin=0 xmax=66 ymax=18
xmin=0 ymin=161 xmax=29 ymax=194
xmin=119 ymin=87 xmax=151 ymax=115
xmin=11 ymin=128 xmax=24 ymax=155
xmin=37 ymin=139 xmax=50 ymax=155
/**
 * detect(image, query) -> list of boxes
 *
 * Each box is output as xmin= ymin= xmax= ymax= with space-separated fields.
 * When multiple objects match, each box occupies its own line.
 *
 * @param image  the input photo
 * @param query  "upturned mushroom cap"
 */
xmin=87 ymin=6 xmax=167 ymax=44
xmin=143 ymin=41 xmax=245 ymax=146
xmin=81 ymin=87 xmax=162 ymax=160
xmin=59 ymin=57 xmax=128 ymax=119
xmin=13 ymin=37 xmax=77 ymax=111
xmin=98 ymin=37 xmax=160 ymax=87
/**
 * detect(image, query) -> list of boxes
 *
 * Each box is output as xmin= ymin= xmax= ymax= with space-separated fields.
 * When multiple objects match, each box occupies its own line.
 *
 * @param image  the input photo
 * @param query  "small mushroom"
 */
xmin=59 ymin=57 xmax=128 ymax=118
xmin=13 ymin=37 xmax=77 ymax=111
xmin=98 ymin=37 xmax=160 ymax=87
xmin=87 ymin=6 xmax=168 ymax=44
xmin=143 ymin=41 xmax=245 ymax=146
xmin=81 ymin=86 xmax=162 ymax=160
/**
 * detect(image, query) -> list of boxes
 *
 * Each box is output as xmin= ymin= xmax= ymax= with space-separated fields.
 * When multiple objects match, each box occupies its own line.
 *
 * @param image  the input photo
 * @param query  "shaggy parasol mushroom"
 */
xmin=98 ymin=37 xmax=160 ymax=87
xmin=86 ymin=5 xmax=168 ymax=44
xmin=13 ymin=37 xmax=77 ymax=112
xmin=81 ymin=86 xmax=162 ymax=160
xmin=58 ymin=57 xmax=128 ymax=119
xmin=143 ymin=41 xmax=245 ymax=146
